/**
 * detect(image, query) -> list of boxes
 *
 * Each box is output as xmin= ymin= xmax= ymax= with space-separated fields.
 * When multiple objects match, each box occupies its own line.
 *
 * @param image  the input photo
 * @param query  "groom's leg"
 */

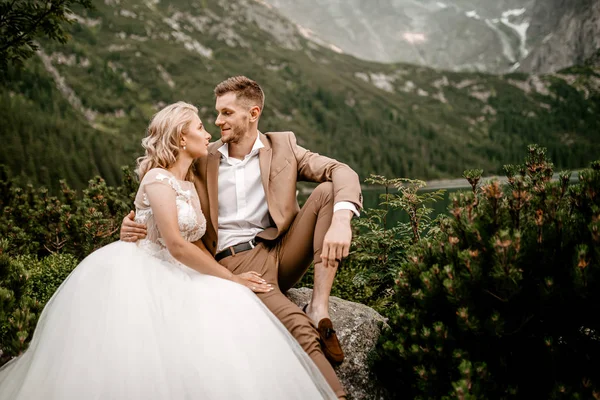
xmin=257 ymin=288 xmax=345 ymax=398
xmin=219 ymin=246 xmax=345 ymax=398
xmin=277 ymin=182 xmax=338 ymax=322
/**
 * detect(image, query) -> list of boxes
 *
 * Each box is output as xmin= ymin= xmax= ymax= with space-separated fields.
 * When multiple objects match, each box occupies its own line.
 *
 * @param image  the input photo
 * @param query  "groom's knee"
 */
xmin=309 ymin=182 xmax=334 ymax=205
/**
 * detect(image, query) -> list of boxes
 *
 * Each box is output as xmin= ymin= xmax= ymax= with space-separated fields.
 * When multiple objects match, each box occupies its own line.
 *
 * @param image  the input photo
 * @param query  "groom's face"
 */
xmin=215 ymin=92 xmax=250 ymax=144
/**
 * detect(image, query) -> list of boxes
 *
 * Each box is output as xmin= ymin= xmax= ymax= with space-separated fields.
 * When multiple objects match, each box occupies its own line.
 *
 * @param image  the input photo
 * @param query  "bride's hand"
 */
xmin=232 ymin=271 xmax=274 ymax=293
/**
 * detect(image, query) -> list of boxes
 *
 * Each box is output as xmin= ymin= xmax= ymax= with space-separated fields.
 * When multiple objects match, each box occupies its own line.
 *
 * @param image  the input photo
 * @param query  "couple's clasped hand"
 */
xmin=120 ymin=211 xmax=272 ymax=293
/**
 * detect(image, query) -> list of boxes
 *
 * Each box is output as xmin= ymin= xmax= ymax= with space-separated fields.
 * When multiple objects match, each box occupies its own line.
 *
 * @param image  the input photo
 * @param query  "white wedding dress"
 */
xmin=0 ymin=169 xmax=337 ymax=400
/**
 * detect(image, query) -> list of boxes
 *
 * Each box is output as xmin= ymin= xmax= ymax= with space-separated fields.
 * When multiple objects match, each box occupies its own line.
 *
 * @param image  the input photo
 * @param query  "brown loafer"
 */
xmin=317 ymin=318 xmax=344 ymax=365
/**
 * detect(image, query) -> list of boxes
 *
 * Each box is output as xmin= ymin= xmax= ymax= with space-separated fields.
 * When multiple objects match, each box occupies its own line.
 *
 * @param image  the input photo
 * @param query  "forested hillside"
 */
xmin=0 ymin=0 xmax=598 ymax=190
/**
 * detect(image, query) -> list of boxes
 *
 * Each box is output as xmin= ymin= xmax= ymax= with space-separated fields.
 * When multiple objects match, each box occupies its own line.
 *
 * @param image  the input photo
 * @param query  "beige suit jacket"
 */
xmin=193 ymin=131 xmax=363 ymax=256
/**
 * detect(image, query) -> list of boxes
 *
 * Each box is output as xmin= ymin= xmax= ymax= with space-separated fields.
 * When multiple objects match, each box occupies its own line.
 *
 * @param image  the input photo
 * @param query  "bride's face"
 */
xmin=184 ymin=114 xmax=211 ymax=158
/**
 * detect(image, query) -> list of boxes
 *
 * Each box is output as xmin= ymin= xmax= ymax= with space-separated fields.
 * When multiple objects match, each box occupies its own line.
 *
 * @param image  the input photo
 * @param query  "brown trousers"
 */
xmin=218 ymin=182 xmax=344 ymax=398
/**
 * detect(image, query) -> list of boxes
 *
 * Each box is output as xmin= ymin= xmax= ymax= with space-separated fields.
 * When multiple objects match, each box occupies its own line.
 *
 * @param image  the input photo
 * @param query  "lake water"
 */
xmin=299 ymin=185 xmax=464 ymax=228
xmin=359 ymin=187 xmax=459 ymax=227
xmin=298 ymin=171 xmax=581 ymax=228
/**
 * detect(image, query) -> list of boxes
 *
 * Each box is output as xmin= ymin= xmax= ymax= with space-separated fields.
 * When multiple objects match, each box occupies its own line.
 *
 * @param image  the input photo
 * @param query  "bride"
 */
xmin=0 ymin=102 xmax=337 ymax=399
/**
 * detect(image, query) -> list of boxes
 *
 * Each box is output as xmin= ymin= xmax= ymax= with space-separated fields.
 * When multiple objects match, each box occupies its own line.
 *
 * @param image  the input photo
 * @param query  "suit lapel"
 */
xmin=258 ymin=133 xmax=272 ymax=200
xmin=207 ymin=144 xmax=221 ymax=231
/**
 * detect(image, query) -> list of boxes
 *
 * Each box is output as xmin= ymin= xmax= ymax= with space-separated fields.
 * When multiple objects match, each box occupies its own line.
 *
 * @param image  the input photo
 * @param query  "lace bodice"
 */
xmin=133 ymin=169 xmax=206 ymax=265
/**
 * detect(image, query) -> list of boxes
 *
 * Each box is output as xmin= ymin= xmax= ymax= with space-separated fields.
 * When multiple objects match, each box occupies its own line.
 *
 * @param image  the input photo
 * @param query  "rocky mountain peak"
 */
xmin=262 ymin=0 xmax=599 ymax=73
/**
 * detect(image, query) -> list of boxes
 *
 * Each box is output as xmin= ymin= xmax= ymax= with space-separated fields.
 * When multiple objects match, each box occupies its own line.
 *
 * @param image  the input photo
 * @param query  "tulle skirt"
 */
xmin=0 ymin=241 xmax=336 ymax=399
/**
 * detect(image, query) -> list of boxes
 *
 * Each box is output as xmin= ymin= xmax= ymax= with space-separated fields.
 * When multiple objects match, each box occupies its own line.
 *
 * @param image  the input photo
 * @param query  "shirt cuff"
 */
xmin=334 ymin=201 xmax=360 ymax=217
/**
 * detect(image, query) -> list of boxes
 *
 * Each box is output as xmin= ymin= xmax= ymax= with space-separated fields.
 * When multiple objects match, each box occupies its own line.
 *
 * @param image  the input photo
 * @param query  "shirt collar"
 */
xmin=217 ymin=132 xmax=264 ymax=160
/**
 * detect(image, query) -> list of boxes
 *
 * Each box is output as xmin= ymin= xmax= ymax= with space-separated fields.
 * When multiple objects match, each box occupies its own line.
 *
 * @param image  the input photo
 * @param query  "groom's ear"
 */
xmin=249 ymin=105 xmax=261 ymax=122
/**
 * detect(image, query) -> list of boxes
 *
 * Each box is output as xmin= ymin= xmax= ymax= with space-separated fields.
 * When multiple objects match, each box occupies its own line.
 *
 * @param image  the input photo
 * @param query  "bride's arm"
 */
xmin=145 ymin=183 xmax=272 ymax=292
xmin=191 ymin=239 xmax=218 ymax=259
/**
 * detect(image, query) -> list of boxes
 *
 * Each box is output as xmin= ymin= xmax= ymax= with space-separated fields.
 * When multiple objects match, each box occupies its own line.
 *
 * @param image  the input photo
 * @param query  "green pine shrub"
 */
xmin=374 ymin=145 xmax=600 ymax=399
xmin=336 ymin=176 xmax=445 ymax=311
xmin=298 ymin=176 xmax=445 ymax=312
xmin=0 ymin=165 xmax=137 ymax=259
xmin=0 ymin=242 xmax=42 ymax=365
xmin=0 ymin=247 xmax=78 ymax=365
xmin=27 ymin=253 xmax=79 ymax=305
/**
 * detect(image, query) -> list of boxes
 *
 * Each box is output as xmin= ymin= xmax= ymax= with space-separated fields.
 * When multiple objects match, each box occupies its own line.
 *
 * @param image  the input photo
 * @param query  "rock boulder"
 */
xmin=286 ymin=287 xmax=390 ymax=400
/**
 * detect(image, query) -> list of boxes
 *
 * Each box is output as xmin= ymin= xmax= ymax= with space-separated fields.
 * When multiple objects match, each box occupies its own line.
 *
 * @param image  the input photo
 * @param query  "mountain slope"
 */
xmin=263 ymin=0 xmax=535 ymax=72
xmin=0 ymin=0 xmax=598 ymax=190
xmin=519 ymin=0 xmax=600 ymax=73
xmin=264 ymin=0 xmax=600 ymax=74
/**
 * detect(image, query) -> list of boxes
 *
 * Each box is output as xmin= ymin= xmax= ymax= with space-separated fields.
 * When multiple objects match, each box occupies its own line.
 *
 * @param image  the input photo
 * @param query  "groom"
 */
xmin=121 ymin=76 xmax=362 ymax=398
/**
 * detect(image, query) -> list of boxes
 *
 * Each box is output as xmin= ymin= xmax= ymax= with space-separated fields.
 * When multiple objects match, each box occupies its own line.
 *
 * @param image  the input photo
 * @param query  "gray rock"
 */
xmin=286 ymin=287 xmax=390 ymax=400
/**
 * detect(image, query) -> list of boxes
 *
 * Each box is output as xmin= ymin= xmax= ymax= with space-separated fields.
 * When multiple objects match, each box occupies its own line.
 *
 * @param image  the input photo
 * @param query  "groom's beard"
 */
xmin=222 ymin=121 xmax=248 ymax=144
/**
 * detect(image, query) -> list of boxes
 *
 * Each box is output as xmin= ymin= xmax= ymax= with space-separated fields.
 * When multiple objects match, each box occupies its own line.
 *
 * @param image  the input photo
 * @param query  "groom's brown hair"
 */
xmin=214 ymin=76 xmax=265 ymax=110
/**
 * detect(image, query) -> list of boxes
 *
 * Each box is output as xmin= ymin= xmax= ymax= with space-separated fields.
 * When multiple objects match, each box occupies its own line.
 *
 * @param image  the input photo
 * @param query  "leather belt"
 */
xmin=215 ymin=239 xmax=258 ymax=262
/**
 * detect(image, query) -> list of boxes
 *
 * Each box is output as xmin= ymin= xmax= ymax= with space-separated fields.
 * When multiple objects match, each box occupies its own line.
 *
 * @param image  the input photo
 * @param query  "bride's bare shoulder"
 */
xmin=141 ymin=168 xmax=173 ymax=184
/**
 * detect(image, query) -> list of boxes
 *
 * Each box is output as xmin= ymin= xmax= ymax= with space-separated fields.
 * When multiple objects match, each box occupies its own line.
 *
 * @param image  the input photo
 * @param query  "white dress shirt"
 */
xmin=217 ymin=134 xmax=359 ymax=252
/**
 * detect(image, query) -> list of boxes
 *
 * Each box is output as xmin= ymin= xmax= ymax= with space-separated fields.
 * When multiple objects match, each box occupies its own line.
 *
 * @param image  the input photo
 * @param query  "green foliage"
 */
xmin=325 ymin=175 xmax=445 ymax=311
xmin=462 ymin=169 xmax=483 ymax=193
xmin=0 ymin=0 xmax=94 ymax=70
xmin=0 ymin=245 xmax=78 ymax=365
xmin=0 ymin=165 xmax=137 ymax=259
xmin=0 ymin=241 xmax=38 ymax=364
xmin=27 ymin=252 xmax=79 ymax=304
xmin=374 ymin=146 xmax=600 ymax=399
xmin=0 ymin=61 xmax=138 ymax=191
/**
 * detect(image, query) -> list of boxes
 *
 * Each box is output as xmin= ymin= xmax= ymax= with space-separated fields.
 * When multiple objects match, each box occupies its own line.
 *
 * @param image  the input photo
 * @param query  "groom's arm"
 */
xmin=287 ymin=132 xmax=362 ymax=211
xmin=120 ymin=210 xmax=147 ymax=242
xmin=288 ymin=132 xmax=362 ymax=267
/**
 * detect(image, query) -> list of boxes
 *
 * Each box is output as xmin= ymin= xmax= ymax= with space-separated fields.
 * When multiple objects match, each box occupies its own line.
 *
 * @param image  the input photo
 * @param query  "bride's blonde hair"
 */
xmin=136 ymin=101 xmax=199 ymax=181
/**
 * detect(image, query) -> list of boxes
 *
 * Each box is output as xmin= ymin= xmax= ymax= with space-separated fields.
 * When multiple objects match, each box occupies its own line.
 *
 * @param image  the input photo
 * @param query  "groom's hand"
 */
xmin=321 ymin=210 xmax=352 ymax=268
xmin=120 ymin=210 xmax=147 ymax=242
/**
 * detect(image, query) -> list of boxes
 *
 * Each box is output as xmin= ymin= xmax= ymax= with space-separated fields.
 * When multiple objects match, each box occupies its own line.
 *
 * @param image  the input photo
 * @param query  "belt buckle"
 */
xmin=229 ymin=239 xmax=255 ymax=257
